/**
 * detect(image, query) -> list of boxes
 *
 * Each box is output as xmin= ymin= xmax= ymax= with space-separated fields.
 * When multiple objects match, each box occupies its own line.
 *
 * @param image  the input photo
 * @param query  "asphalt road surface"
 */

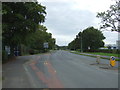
xmin=3 ymin=50 xmax=118 ymax=88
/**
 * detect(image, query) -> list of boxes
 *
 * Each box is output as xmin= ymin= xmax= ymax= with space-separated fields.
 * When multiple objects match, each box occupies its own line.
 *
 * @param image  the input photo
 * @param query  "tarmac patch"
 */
xmin=90 ymin=63 xmax=108 ymax=66
xmin=90 ymin=63 xmax=118 ymax=70
xmin=99 ymin=66 xmax=118 ymax=70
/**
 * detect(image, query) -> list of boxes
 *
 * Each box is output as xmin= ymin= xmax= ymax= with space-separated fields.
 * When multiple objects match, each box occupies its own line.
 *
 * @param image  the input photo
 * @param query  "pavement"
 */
xmin=2 ymin=50 xmax=118 ymax=88
xmin=2 ymin=55 xmax=39 ymax=88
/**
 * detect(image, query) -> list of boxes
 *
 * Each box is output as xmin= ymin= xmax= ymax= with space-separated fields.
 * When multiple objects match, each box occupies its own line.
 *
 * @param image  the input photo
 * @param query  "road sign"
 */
xmin=110 ymin=56 xmax=116 ymax=67
xmin=43 ymin=42 xmax=49 ymax=48
xmin=88 ymin=46 xmax=90 ymax=50
xmin=5 ymin=46 xmax=10 ymax=55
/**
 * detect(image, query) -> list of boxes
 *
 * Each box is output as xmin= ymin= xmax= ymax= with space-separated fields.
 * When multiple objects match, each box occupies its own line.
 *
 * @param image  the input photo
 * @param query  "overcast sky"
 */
xmin=38 ymin=0 xmax=118 ymax=46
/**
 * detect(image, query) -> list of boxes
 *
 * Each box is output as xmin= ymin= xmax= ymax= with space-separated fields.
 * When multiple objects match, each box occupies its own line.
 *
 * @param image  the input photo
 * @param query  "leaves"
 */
xmin=68 ymin=27 xmax=105 ymax=51
xmin=2 ymin=2 xmax=47 ymax=46
xmin=97 ymin=1 xmax=120 ymax=32
xmin=2 ymin=2 xmax=53 ymax=55
xmin=25 ymin=25 xmax=55 ymax=50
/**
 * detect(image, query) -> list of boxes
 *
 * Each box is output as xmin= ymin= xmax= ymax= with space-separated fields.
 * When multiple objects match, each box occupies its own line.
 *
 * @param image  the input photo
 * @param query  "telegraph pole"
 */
xmin=81 ymin=33 xmax=83 ymax=52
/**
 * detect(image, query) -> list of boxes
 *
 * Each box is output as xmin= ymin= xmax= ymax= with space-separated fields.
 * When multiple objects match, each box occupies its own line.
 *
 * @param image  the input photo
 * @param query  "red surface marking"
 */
xmin=45 ymin=61 xmax=64 ymax=88
xmin=29 ymin=62 xmax=36 ymax=66
xmin=30 ymin=64 xmax=39 ymax=71
xmin=36 ymin=71 xmax=48 ymax=84
xmin=29 ymin=56 xmax=41 ymax=66
xmin=36 ymin=70 xmax=63 ymax=88
xmin=47 ymin=76 xmax=63 ymax=88
xmin=29 ymin=63 xmax=49 ymax=84
xmin=29 ymin=54 xmax=64 ymax=88
xmin=45 ymin=61 xmax=56 ymax=75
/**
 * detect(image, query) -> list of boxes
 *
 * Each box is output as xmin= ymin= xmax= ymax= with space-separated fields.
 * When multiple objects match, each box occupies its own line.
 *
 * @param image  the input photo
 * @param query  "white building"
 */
xmin=104 ymin=40 xmax=120 ymax=49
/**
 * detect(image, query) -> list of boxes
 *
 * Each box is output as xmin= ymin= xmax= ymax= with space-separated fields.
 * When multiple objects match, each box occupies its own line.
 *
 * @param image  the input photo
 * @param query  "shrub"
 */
xmin=29 ymin=49 xmax=34 ymax=55
xmin=2 ymin=50 xmax=8 ymax=63
xmin=34 ymin=50 xmax=39 ymax=54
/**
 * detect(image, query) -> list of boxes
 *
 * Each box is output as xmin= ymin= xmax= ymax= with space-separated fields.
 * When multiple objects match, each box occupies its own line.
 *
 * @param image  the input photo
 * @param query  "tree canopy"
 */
xmin=96 ymin=0 xmax=120 ymax=32
xmin=2 ymin=2 xmax=46 ymax=46
xmin=2 ymin=2 xmax=55 ymax=56
xmin=26 ymin=25 xmax=55 ymax=51
xmin=82 ymin=27 xmax=105 ymax=51
xmin=68 ymin=27 xmax=105 ymax=51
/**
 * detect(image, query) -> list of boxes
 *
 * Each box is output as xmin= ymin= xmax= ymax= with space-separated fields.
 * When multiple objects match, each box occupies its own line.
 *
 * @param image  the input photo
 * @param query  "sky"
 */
xmin=38 ymin=0 xmax=118 ymax=46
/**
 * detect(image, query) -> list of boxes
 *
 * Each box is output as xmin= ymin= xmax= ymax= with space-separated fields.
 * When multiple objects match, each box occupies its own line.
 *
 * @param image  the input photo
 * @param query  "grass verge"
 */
xmin=70 ymin=51 xmax=120 ymax=61
xmin=86 ymin=52 xmax=118 ymax=57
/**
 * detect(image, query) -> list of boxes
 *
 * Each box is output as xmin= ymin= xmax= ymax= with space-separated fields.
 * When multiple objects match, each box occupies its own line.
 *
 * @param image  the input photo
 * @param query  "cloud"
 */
xmin=70 ymin=0 xmax=115 ymax=13
xmin=39 ymin=0 xmax=118 ymax=46
xmin=103 ymin=31 xmax=118 ymax=44
xmin=41 ymin=1 xmax=98 ymax=45
xmin=46 ymin=9 xmax=96 ymax=35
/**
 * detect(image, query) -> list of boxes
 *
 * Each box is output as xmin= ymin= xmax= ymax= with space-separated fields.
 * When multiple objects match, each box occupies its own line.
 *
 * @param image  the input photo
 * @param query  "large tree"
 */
xmin=68 ymin=27 xmax=105 ymax=51
xmin=82 ymin=27 xmax=105 ymax=51
xmin=68 ymin=32 xmax=82 ymax=50
xmin=68 ymin=40 xmax=75 ymax=50
xmin=96 ymin=0 xmax=120 ymax=32
xmin=24 ymin=25 xmax=56 ymax=52
xmin=2 ymin=2 xmax=46 ymax=55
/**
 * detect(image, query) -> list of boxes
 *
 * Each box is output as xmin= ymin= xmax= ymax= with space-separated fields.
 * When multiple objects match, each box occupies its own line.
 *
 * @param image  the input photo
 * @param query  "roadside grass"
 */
xmin=86 ymin=52 xmax=118 ymax=57
xmin=70 ymin=51 xmax=120 ymax=61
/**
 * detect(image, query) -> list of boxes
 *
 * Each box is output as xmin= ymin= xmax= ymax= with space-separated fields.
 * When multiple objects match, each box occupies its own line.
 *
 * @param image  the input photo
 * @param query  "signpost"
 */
xmin=110 ymin=56 xmax=116 ymax=67
xmin=43 ymin=42 xmax=49 ymax=52
xmin=43 ymin=42 xmax=49 ymax=49
xmin=5 ymin=46 xmax=10 ymax=55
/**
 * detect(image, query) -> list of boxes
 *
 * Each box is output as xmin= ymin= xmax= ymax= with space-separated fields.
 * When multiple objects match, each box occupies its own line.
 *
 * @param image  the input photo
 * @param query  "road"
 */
xmin=3 ymin=50 xmax=118 ymax=88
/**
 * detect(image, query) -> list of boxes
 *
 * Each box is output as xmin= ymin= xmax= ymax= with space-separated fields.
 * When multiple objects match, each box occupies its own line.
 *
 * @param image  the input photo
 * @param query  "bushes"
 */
xmin=34 ymin=50 xmax=40 ymax=54
xmin=2 ymin=50 xmax=8 ymax=63
xmin=29 ymin=49 xmax=44 ymax=55
xmin=29 ymin=49 xmax=34 ymax=55
xmin=76 ymin=49 xmax=81 ymax=52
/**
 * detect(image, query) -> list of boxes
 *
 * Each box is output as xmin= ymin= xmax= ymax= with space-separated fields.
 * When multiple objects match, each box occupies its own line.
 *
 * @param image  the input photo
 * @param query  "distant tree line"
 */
xmin=68 ymin=27 xmax=105 ymax=52
xmin=57 ymin=46 xmax=68 ymax=50
xmin=2 ymin=2 xmax=55 ymax=62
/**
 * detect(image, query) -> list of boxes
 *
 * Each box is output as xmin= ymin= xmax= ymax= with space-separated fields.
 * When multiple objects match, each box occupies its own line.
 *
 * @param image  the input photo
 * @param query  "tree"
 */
xmin=68 ymin=27 xmax=105 ymax=52
xmin=96 ymin=0 xmax=120 ymax=32
xmin=82 ymin=27 xmax=105 ymax=51
xmin=68 ymin=32 xmax=82 ymax=50
xmin=68 ymin=40 xmax=75 ymax=50
xmin=2 ymin=2 xmax=46 ymax=55
xmin=25 ymin=25 xmax=56 ymax=52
